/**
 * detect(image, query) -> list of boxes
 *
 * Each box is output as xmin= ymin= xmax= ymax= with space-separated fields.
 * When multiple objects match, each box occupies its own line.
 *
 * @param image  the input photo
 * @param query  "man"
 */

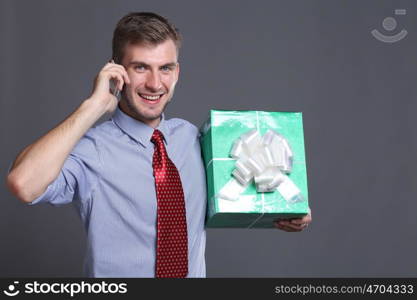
xmin=7 ymin=12 xmax=311 ymax=278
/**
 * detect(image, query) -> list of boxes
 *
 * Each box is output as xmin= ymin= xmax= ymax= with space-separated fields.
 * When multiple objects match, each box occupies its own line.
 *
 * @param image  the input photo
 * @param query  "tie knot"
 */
xmin=151 ymin=129 xmax=164 ymax=146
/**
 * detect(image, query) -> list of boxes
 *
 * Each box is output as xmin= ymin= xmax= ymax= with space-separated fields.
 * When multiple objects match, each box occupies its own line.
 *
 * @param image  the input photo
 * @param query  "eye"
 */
xmin=161 ymin=66 xmax=173 ymax=73
xmin=134 ymin=65 xmax=146 ymax=72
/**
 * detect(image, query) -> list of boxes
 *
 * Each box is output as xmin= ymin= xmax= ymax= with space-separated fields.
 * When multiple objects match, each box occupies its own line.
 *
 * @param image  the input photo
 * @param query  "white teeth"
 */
xmin=140 ymin=94 xmax=161 ymax=101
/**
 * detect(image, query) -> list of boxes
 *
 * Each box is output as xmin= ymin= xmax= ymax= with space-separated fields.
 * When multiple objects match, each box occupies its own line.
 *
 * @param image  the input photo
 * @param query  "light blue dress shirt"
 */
xmin=29 ymin=106 xmax=207 ymax=277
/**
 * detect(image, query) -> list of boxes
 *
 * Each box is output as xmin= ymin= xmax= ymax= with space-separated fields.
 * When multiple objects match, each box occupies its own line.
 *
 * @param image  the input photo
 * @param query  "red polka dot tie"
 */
xmin=151 ymin=129 xmax=188 ymax=278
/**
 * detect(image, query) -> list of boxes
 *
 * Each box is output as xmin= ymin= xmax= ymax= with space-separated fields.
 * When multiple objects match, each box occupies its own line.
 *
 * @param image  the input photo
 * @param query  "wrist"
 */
xmin=82 ymin=97 xmax=108 ymax=117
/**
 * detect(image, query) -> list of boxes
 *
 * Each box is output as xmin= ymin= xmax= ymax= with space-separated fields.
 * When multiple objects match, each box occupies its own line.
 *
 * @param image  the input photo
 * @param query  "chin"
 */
xmin=122 ymin=94 xmax=170 ymax=124
xmin=133 ymin=107 xmax=163 ymax=122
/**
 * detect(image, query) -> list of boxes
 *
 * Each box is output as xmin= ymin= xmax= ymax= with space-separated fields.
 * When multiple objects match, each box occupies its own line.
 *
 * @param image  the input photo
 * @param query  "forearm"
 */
xmin=7 ymin=98 xmax=106 ymax=203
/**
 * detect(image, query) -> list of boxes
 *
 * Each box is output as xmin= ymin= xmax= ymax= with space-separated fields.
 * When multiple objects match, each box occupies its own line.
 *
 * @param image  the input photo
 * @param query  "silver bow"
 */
xmin=218 ymin=129 xmax=304 ymax=203
xmin=230 ymin=129 xmax=293 ymax=192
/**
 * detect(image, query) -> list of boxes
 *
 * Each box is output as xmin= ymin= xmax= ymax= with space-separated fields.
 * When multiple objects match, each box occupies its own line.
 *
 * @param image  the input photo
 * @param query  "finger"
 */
xmin=102 ymin=62 xmax=116 ymax=71
xmin=276 ymin=219 xmax=306 ymax=231
xmin=102 ymin=61 xmax=122 ymax=72
xmin=289 ymin=218 xmax=309 ymax=226
xmin=106 ymin=59 xmax=130 ymax=82
xmin=274 ymin=222 xmax=287 ymax=230
xmin=288 ymin=219 xmax=310 ymax=230
xmin=290 ymin=214 xmax=312 ymax=225
xmin=115 ymin=74 xmax=124 ymax=91
xmin=285 ymin=223 xmax=304 ymax=231
xmin=290 ymin=218 xmax=304 ymax=225
xmin=103 ymin=65 xmax=130 ymax=85
xmin=120 ymin=67 xmax=130 ymax=85
xmin=274 ymin=223 xmax=300 ymax=232
xmin=104 ymin=71 xmax=124 ymax=92
xmin=302 ymin=212 xmax=312 ymax=222
xmin=275 ymin=219 xmax=292 ymax=226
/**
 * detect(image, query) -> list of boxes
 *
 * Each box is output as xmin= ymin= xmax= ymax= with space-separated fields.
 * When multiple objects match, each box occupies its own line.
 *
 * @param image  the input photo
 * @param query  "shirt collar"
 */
xmin=112 ymin=105 xmax=170 ymax=148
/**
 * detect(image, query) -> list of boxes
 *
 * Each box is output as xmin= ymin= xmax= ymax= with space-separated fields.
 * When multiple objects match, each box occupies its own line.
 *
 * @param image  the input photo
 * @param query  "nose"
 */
xmin=145 ymin=71 xmax=162 ymax=92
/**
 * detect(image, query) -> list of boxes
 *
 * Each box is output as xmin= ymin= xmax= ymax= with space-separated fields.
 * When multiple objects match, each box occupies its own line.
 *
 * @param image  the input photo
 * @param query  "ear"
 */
xmin=175 ymin=62 xmax=180 ymax=82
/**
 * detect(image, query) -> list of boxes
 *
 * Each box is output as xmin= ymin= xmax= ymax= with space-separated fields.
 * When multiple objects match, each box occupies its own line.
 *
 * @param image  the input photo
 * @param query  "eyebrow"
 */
xmin=127 ymin=61 xmax=177 ymax=68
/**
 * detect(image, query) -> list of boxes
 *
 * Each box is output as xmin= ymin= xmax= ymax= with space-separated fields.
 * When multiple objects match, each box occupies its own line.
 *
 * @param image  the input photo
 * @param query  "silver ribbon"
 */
xmin=217 ymin=129 xmax=304 ymax=203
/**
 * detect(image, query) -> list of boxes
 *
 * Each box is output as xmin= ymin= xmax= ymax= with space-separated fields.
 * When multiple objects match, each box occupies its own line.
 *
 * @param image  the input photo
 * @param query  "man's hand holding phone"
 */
xmin=89 ymin=59 xmax=130 ymax=115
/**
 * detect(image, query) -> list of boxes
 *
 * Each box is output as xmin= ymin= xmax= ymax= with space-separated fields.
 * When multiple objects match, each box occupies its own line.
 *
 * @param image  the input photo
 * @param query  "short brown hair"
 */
xmin=112 ymin=12 xmax=182 ymax=64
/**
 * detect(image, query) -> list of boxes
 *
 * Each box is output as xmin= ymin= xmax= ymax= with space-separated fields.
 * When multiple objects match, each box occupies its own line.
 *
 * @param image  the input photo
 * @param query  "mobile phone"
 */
xmin=109 ymin=79 xmax=121 ymax=100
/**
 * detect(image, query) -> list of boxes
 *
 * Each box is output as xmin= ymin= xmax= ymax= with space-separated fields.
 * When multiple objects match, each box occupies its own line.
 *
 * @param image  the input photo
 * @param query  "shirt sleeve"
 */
xmin=28 ymin=129 xmax=101 ymax=207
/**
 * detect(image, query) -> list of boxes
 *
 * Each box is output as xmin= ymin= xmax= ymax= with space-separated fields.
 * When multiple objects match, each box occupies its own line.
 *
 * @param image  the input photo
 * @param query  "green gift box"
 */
xmin=200 ymin=110 xmax=309 ymax=228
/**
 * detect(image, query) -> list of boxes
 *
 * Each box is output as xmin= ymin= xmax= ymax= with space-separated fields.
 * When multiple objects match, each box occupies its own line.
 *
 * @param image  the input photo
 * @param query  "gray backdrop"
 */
xmin=1 ymin=0 xmax=416 ymax=277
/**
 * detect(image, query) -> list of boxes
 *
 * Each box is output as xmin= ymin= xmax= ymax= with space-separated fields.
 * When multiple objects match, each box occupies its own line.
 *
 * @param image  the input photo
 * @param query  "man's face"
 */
xmin=120 ymin=39 xmax=179 ymax=127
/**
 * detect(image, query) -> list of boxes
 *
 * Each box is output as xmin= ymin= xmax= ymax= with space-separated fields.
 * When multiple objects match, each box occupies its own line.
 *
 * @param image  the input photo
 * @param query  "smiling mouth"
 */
xmin=138 ymin=93 xmax=164 ymax=103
